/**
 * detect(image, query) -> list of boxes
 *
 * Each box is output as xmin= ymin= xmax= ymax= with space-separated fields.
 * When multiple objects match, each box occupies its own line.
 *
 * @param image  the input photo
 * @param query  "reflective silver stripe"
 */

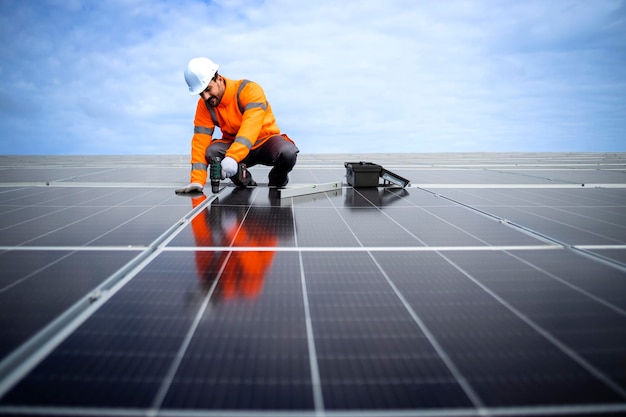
xmin=203 ymin=101 xmax=220 ymax=127
xmin=244 ymin=102 xmax=267 ymax=112
xmin=237 ymin=80 xmax=267 ymax=113
xmin=192 ymin=162 xmax=207 ymax=170
xmin=234 ymin=136 xmax=253 ymax=149
xmin=208 ymin=106 xmax=219 ymax=126
xmin=236 ymin=80 xmax=250 ymax=114
xmin=194 ymin=126 xmax=214 ymax=136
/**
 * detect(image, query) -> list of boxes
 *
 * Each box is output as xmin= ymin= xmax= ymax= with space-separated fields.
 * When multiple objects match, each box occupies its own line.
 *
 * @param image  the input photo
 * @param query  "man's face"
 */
xmin=200 ymin=75 xmax=225 ymax=107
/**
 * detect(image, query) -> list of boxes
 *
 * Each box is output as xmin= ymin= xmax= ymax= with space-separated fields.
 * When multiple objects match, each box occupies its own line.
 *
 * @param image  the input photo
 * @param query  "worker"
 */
xmin=176 ymin=57 xmax=299 ymax=194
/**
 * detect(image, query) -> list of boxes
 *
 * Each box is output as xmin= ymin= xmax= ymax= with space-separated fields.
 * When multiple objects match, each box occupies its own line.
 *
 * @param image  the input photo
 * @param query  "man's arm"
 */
xmin=176 ymin=100 xmax=214 ymax=194
xmin=189 ymin=99 xmax=215 ymax=186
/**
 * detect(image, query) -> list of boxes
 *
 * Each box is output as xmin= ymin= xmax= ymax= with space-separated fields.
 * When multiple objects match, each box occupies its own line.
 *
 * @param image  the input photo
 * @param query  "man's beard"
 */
xmin=208 ymin=96 xmax=220 ymax=107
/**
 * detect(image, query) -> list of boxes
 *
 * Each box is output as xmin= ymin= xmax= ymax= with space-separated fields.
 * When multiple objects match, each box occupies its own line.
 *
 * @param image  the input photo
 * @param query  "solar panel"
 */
xmin=0 ymin=153 xmax=625 ymax=416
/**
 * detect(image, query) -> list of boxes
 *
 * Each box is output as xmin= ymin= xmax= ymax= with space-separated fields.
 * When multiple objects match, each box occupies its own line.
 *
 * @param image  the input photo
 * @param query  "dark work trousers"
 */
xmin=205 ymin=135 xmax=299 ymax=186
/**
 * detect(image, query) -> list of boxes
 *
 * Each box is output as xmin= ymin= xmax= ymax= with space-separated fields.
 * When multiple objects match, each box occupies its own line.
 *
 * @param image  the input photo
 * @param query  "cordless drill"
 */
xmin=208 ymin=156 xmax=248 ymax=194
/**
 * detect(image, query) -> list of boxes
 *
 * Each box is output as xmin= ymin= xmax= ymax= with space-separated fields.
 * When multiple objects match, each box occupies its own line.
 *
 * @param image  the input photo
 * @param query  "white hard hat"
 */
xmin=184 ymin=57 xmax=219 ymax=95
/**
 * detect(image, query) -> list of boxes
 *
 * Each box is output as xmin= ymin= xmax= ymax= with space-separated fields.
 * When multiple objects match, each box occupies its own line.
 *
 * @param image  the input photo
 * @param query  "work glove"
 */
xmin=175 ymin=182 xmax=204 ymax=194
xmin=221 ymin=156 xmax=238 ymax=178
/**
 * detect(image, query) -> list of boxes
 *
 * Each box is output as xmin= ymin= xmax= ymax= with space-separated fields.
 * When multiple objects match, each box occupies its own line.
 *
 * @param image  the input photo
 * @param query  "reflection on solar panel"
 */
xmin=1 ymin=153 xmax=625 ymax=416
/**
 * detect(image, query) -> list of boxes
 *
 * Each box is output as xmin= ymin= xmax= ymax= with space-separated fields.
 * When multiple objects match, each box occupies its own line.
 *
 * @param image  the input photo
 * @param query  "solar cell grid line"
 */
xmin=167 ymin=188 xmax=478 ymax=410
xmin=548 ymin=205 xmax=626 ymax=237
xmin=503 ymin=250 xmax=626 ymax=317
xmin=0 ymin=250 xmax=69 ymax=293
xmin=371 ymin=251 xmax=626 ymax=412
xmin=512 ymin=188 xmax=613 ymax=206
xmin=148 ymin=248 xmax=237 ymax=414
xmin=0 ymin=168 xmax=95 ymax=184
xmin=412 ymin=185 xmax=621 ymax=300
xmin=148 ymin=191 xmax=262 ymax=412
xmin=0 ymin=185 xmax=66 ymax=203
xmin=46 ymin=167 xmax=118 ymax=183
xmin=419 ymin=187 xmax=614 ymax=249
xmin=374 ymin=206 xmax=484 ymax=248
xmin=487 ymin=168 xmax=575 ymax=184
xmin=331 ymin=200 xmax=424 ymax=248
xmin=492 ymin=206 xmax=626 ymax=245
xmin=4 ymin=185 xmax=122 ymax=207
xmin=437 ymin=251 xmax=626 ymax=401
xmin=566 ymin=206 xmax=626 ymax=229
xmin=290 ymin=206 xmax=361 ymax=248
xmin=469 ymin=188 xmax=626 ymax=237
xmin=0 ymin=253 xmax=209 ymax=411
xmin=511 ymin=249 xmax=626 ymax=309
xmin=434 ymin=188 xmax=626 ymax=246
xmin=415 ymin=206 xmax=550 ymax=247
xmin=58 ymin=167 xmax=189 ymax=184
xmin=14 ymin=190 xmax=304 ymax=412
xmin=476 ymin=188 xmax=571 ymax=207
xmin=367 ymin=252 xmax=486 ymax=412
xmin=0 ymin=193 xmax=215 ymax=404
xmin=442 ymin=249 xmax=626 ymax=390
xmin=301 ymin=251 xmax=475 ymax=410
xmin=1 ymin=154 xmax=626 ymax=416
xmin=32 ymin=196 xmax=173 ymax=247
xmin=0 ymin=189 xmax=190 ymax=366
xmin=4 ymin=189 xmax=191 ymax=248
xmin=0 ymin=187 xmax=121 ymax=233
xmin=334 ymin=185 xmax=612 ymax=410
xmin=492 ymin=189 xmax=626 ymax=214
xmin=477 ymin=188 xmax=625 ymax=213
xmin=350 ymin=187 xmax=550 ymax=249
xmin=342 ymin=184 xmax=620 ymax=406
xmin=311 ymin=189 xmax=480 ymax=410
xmin=85 ymin=200 xmax=194 ymax=247
xmin=291 ymin=200 xmax=324 ymax=412
xmin=0 ymin=250 xmax=141 ymax=375
xmin=428 ymin=189 xmax=626 ymax=254
xmin=344 ymin=189 xmax=462 ymax=247
xmin=0 ymin=187 xmax=157 ymax=246
xmin=572 ymin=246 xmax=626 ymax=274
xmin=157 ymin=197 xmax=314 ymax=411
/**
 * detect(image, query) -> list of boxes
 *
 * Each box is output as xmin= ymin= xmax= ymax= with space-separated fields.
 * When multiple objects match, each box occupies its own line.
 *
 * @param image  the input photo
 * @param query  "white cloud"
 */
xmin=0 ymin=0 xmax=624 ymax=155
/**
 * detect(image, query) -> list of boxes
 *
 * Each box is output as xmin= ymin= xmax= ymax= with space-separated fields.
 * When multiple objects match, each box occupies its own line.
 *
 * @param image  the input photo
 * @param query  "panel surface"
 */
xmin=372 ymin=251 xmax=625 ymax=406
xmin=161 ymin=251 xmax=313 ymax=410
xmin=1 ymin=153 xmax=625 ymax=417
xmin=302 ymin=251 xmax=473 ymax=409
xmin=0 ymin=250 xmax=138 ymax=361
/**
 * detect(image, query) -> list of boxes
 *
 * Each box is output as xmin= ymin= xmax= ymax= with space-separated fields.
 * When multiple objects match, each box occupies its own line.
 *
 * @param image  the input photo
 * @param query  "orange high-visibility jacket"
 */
xmin=189 ymin=77 xmax=291 ymax=186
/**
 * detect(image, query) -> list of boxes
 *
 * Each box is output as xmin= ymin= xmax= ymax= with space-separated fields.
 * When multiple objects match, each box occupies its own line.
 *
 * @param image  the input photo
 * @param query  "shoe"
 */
xmin=231 ymin=178 xmax=257 ymax=187
xmin=268 ymin=176 xmax=288 ymax=188
xmin=231 ymin=169 xmax=257 ymax=187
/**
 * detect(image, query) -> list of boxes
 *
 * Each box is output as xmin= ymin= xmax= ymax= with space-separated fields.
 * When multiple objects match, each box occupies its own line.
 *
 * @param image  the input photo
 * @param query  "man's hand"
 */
xmin=175 ymin=183 xmax=204 ymax=194
xmin=221 ymin=156 xmax=238 ymax=178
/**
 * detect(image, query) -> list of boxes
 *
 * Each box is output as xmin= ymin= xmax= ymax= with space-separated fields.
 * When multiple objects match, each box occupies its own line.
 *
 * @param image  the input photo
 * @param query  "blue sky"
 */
xmin=0 ymin=0 xmax=625 ymax=155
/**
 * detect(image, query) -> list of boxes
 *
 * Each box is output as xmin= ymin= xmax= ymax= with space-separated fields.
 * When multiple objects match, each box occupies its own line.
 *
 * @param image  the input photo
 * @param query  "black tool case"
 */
xmin=344 ymin=161 xmax=410 ymax=188
xmin=344 ymin=162 xmax=382 ymax=187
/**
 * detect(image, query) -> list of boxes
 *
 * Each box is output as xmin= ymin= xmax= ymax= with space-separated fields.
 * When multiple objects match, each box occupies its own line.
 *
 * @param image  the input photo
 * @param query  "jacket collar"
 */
xmin=218 ymin=77 xmax=236 ymax=108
